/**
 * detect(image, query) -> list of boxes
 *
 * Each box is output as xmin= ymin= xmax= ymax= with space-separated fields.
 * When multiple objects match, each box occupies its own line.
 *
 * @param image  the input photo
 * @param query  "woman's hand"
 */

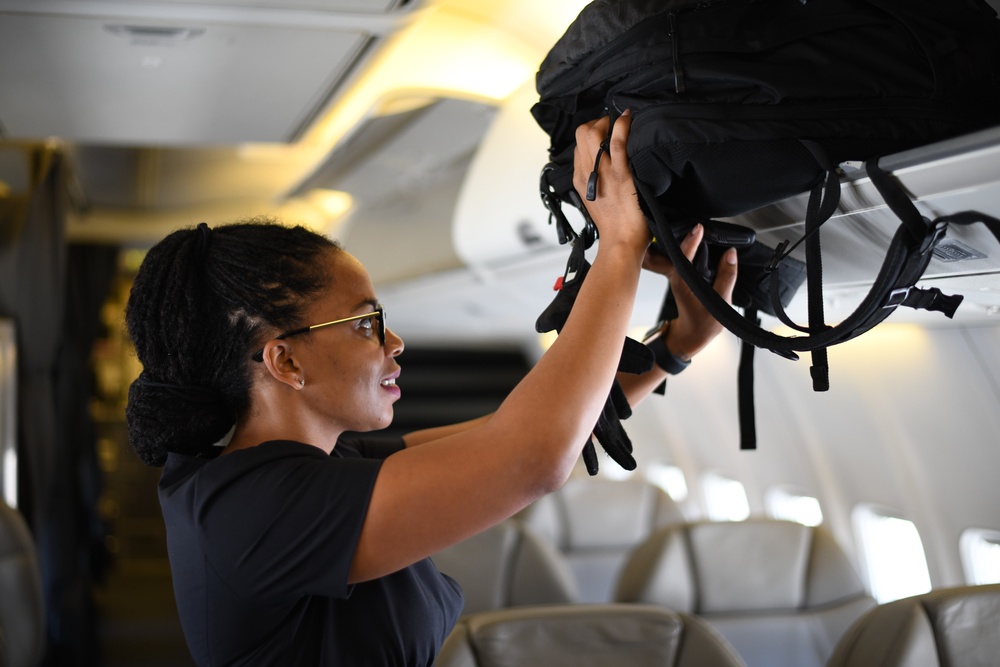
xmin=646 ymin=225 xmax=739 ymax=360
xmin=572 ymin=111 xmax=650 ymax=256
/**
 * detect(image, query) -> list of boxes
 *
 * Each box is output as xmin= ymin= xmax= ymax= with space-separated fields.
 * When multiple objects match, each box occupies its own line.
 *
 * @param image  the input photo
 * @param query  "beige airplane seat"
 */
xmin=0 ymin=501 xmax=45 ymax=667
xmin=435 ymin=603 xmax=748 ymax=667
xmin=431 ymin=518 xmax=579 ymax=615
xmin=614 ymin=518 xmax=876 ymax=667
xmin=825 ymin=584 xmax=1000 ymax=667
xmin=517 ymin=476 xmax=685 ymax=603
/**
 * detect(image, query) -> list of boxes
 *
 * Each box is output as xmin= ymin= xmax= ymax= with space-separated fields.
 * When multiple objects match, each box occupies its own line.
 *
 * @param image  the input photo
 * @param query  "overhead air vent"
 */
xmin=933 ymin=239 xmax=988 ymax=263
xmin=103 ymin=24 xmax=206 ymax=45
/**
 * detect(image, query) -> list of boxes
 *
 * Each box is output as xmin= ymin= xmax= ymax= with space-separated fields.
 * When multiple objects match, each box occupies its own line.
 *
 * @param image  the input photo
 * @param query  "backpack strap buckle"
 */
xmin=883 ymin=287 xmax=911 ymax=309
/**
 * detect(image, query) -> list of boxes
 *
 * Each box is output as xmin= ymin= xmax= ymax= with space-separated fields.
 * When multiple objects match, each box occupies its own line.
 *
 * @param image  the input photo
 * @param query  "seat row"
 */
xmin=435 ymin=585 xmax=1000 ymax=667
xmin=430 ymin=476 xmax=1000 ymax=667
xmin=5 ymin=482 xmax=999 ymax=667
xmin=0 ymin=500 xmax=45 ymax=667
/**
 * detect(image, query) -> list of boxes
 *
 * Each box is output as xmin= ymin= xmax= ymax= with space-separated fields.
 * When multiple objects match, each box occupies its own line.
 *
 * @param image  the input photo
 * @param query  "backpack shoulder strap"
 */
xmin=635 ymin=158 xmax=961 ymax=357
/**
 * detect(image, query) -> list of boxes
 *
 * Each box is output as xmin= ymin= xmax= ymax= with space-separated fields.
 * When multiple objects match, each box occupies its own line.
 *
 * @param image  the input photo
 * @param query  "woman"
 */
xmin=124 ymin=112 xmax=738 ymax=665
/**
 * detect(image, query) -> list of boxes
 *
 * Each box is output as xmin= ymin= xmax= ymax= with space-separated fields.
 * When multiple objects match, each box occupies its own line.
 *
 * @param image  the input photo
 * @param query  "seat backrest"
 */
xmin=614 ymin=518 xmax=876 ymax=667
xmin=518 ymin=476 xmax=684 ymax=603
xmin=0 ymin=501 xmax=45 ymax=667
xmin=435 ymin=603 xmax=747 ymax=667
xmin=431 ymin=519 xmax=579 ymax=615
xmin=826 ymin=584 xmax=1000 ymax=667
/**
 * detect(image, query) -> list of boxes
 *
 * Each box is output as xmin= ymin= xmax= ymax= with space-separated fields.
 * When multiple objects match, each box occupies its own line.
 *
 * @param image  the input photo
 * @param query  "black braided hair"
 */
xmin=124 ymin=216 xmax=340 ymax=466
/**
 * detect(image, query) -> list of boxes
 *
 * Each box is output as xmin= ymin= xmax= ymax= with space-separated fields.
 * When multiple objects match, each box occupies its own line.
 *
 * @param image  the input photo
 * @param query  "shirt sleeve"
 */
xmin=197 ymin=443 xmax=385 ymax=601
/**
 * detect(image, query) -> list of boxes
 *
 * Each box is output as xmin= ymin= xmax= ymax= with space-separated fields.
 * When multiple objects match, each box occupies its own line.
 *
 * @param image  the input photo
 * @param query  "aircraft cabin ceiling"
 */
xmin=0 ymin=0 xmax=603 ymax=345
xmin=1 ymin=0 xmax=999 ymax=346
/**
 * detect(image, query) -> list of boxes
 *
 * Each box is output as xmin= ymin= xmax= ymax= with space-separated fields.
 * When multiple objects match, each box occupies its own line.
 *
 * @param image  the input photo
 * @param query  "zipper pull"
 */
xmin=669 ymin=13 xmax=686 ymax=94
xmin=586 ymin=138 xmax=610 ymax=201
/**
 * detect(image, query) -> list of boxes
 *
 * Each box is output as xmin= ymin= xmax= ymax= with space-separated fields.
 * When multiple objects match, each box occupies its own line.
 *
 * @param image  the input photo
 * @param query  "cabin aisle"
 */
xmin=94 ymin=568 xmax=193 ymax=667
xmin=91 ymin=420 xmax=194 ymax=667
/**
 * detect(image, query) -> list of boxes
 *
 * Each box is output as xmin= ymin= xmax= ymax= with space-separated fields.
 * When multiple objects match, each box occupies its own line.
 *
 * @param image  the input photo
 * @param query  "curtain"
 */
xmin=0 ymin=146 xmax=117 ymax=665
xmin=50 ymin=243 xmax=119 ymax=665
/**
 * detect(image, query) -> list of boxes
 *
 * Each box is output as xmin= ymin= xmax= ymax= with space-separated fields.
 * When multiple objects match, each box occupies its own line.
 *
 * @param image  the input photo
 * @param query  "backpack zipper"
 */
xmin=669 ymin=12 xmax=686 ymax=94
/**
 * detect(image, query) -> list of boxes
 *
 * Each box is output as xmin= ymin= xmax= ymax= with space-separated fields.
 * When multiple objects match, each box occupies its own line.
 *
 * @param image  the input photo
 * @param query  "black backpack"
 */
xmin=532 ymin=0 xmax=1000 ymax=468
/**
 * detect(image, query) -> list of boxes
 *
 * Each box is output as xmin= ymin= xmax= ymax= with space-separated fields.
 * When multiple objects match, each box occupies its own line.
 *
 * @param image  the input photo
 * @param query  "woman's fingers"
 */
xmin=679 ymin=223 xmax=704 ymax=263
xmin=714 ymin=248 xmax=738 ymax=304
xmin=571 ymin=112 xmax=649 ymax=252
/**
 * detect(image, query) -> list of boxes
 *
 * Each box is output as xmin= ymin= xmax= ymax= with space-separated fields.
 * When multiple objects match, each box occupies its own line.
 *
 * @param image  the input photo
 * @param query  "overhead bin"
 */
xmin=0 ymin=0 xmax=418 ymax=145
xmin=454 ymin=87 xmax=1000 ymax=327
xmin=746 ymin=126 xmax=1000 ymax=322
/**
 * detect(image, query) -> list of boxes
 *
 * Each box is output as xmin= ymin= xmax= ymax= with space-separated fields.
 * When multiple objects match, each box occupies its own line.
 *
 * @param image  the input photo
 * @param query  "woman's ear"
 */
xmin=260 ymin=340 xmax=305 ymax=390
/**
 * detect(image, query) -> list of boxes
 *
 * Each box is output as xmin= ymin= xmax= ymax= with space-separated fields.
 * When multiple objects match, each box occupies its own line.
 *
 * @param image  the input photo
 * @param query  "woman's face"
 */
xmin=293 ymin=249 xmax=404 ymax=433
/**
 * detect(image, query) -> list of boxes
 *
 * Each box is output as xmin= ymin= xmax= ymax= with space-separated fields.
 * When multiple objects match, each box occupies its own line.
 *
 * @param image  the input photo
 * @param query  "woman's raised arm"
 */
xmin=350 ymin=112 xmax=653 ymax=583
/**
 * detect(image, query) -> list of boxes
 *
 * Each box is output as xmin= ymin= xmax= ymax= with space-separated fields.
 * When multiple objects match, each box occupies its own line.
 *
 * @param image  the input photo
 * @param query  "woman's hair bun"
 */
xmin=126 ymin=374 xmax=235 ymax=467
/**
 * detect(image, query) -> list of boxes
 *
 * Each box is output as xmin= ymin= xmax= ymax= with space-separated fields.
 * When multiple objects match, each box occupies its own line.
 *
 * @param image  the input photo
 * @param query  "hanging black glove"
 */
xmin=536 ymin=235 xmax=653 ymax=474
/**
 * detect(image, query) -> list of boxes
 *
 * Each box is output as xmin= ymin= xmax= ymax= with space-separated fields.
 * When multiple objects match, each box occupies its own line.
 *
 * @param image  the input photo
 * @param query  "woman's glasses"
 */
xmin=251 ymin=305 xmax=385 ymax=362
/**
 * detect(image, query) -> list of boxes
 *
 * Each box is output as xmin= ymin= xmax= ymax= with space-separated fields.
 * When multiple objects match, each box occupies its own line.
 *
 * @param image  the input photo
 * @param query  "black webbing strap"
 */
xmin=639 ymin=161 xmax=955 ymax=356
xmin=865 ymin=158 xmax=927 ymax=246
xmin=738 ymin=308 xmax=760 ymax=450
xmin=804 ymin=182 xmax=826 ymax=390
xmin=806 ymin=169 xmax=840 ymax=392
xmin=934 ymin=210 xmax=1000 ymax=247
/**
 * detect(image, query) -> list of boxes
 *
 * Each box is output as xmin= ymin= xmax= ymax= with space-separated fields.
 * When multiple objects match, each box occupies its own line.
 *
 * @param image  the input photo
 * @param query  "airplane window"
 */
xmin=853 ymin=504 xmax=932 ymax=603
xmin=960 ymin=528 xmax=1000 ymax=585
xmin=0 ymin=319 xmax=16 ymax=509
xmin=646 ymin=463 xmax=688 ymax=502
xmin=702 ymin=471 xmax=750 ymax=522
xmin=765 ymin=486 xmax=823 ymax=526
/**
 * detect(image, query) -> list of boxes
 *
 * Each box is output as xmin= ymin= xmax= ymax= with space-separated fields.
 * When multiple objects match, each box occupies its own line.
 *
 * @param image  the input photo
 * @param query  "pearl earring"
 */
xmin=299 ymin=378 xmax=305 ymax=387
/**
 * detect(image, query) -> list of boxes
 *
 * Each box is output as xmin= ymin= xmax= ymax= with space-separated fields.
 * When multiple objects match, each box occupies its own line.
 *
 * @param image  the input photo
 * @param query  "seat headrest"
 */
xmin=431 ymin=519 xmax=578 ymax=614
xmin=827 ymin=584 xmax=1000 ymax=667
xmin=615 ymin=519 xmax=867 ymax=613
xmin=522 ymin=477 xmax=684 ymax=551
xmin=0 ymin=501 xmax=46 ymax=667
xmin=435 ymin=603 xmax=747 ymax=667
